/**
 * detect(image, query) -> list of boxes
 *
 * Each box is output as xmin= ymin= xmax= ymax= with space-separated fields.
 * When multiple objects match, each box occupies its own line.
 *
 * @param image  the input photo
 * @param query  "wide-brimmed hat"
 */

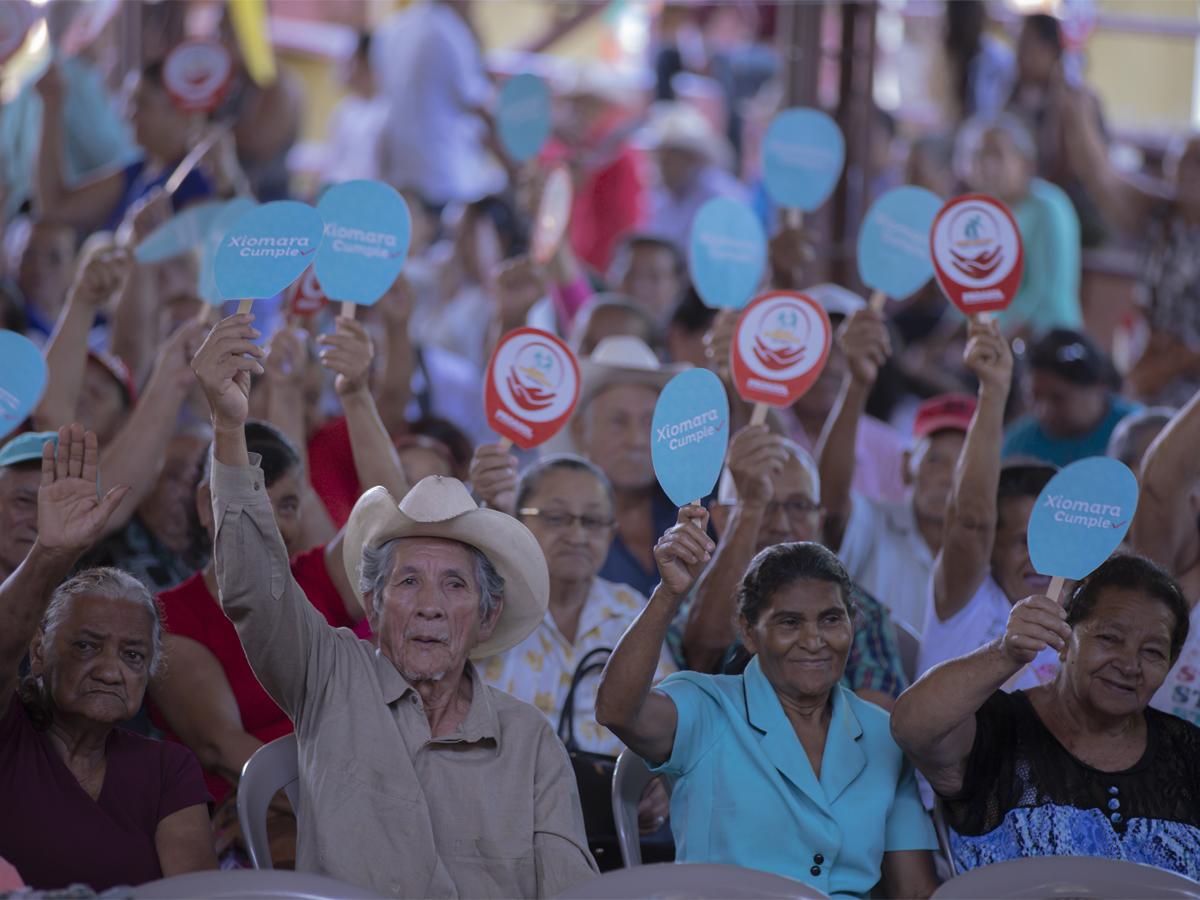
xmin=637 ymin=101 xmax=733 ymax=169
xmin=577 ymin=335 xmax=689 ymax=409
xmin=343 ymin=476 xmax=549 ymax=659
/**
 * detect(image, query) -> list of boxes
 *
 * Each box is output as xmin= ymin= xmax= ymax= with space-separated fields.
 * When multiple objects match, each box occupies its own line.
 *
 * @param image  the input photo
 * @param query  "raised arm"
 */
xmin=0 ymin=425 xmax=129 ymax=698
xmin=33 ymin=64 xmax=125 ymax=230
xmin=816 ymin=307 xmax=891 ymax=550
xmin=596 ymin=506 xmax=714 ymax=765
xmin=192 ymin=314 xmax=335 ymax=720
xmin=891 ymin=594 xmax=1069 ymax=796
xmin=97 ymin=320 xmax=205 ymax=536
xmin=468 ymin=442 xmax=519 ymax=515
xmin=932 ymin=320 xmax=1012 ymax=623
xmin=683 ymin=426 xmax=786 ymax=672
xmin=317 ymin=315 xmax=409 ymax=617
xmin=1131 ymin=388 xmax=1200 ymax=576
xmin=34 ymin=245 xmax=132 ymax=432
xmin=375 ymin=275 xmax=418 ymax=437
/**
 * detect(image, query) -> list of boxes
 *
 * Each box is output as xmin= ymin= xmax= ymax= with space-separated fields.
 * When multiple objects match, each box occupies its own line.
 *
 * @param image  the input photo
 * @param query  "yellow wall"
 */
xmin=1085 ymin=0 xmax=1198 ymax=130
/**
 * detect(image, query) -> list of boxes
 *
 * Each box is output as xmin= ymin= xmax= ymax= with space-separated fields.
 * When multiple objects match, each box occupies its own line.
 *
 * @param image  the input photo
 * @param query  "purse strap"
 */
xmin=557 ymin=646 xmax=612 ymax=750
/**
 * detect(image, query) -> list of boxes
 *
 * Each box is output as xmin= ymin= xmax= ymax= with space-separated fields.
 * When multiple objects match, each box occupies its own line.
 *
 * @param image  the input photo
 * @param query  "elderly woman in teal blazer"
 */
xmin=597 ymin=507 xmax=938 ymax=898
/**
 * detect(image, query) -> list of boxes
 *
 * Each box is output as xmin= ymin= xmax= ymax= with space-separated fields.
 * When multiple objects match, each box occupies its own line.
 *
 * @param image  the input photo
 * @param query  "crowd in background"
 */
xmin=2 ymin=0 xmax=1200 ymax=897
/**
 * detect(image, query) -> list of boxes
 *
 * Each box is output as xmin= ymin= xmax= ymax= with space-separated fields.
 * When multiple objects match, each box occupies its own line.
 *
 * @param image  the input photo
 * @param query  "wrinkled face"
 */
xmin=1030 ymin=369 xmax=1108 ymax=439
xmin=0 ymin=464 xmax=41 ymax=576
xmin=398 ymin=445 xmax=454 ymax=485
xmin=266 ymin=468 xmax=304 ymax=557
xmin=139 ymin=435 xmax=208 ymax=554
xmin=992 ymin=495 xmax=1050 ymax=602
xmin=969 ymin=129 xmax=1031 ymax=208
xmin=129 ymin=75 xmax=189 ymax=160
xmin=31 ymin=594 xmax=155 ymax=725
xmin=17 ymin=222 xmax=75 ymax=319
xmin=1063 ymin=587 xmax=1176 ymax=717
xmin=620 ymin=245 xmax=683 ymax=321
xmin=572 ymin=383 xmax=658 ymax=491
xmin=520 ymin=468 xmax=614 ymax=583
xmin=741 ymin=580 xmax=853 ymax=702
xmin=657 ymin=146 xmax=705 ymax=195
xmin=78 ymin=360 xmax=128 ymax=446
xmin=370 ymin=538 xmax=500 ymax=683
xmin=758 ymin=455 xmax=822 ymax=551
xmin=909 ymin=431 xmax=965 ymax=523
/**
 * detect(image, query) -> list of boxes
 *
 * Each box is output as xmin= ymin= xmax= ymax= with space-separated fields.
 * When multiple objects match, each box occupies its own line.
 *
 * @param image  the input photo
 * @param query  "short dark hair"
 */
xmin=1023 ymin=13 xmax=1063 ymax=56
xmin=997 ymin=461 xmax=1057 ymax=505
xmin=1029 ymin=328 xmax=1115 ymax=388
xmin=515 ymin=454 xmax=613 ymax=513
xmin=201 ymin=420 xmax=301 ymax=489
xmin=1065 ymin=554 xmax=1190 ymax=662
xmin=612 ymin=232 xmax=685 ymax=278
xmin=668 ymin=285 xmax=717 ymax=337
xmin=736 ymin=542 xmax=854 ymax=626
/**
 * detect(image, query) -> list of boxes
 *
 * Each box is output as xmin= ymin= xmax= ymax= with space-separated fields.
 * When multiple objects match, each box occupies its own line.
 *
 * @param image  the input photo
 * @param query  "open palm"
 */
xmin=37 ymin=425 xmax=130 ymax=554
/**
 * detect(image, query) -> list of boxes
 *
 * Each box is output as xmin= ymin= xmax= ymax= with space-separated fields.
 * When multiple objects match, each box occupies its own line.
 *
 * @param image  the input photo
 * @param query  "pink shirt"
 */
xmin=790 ymin=412 xmax=908 ymax=505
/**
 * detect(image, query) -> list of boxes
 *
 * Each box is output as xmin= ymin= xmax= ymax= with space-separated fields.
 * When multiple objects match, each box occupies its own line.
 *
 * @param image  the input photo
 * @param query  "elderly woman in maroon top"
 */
xmin=0 ymin=425 xmax=215 ymax=890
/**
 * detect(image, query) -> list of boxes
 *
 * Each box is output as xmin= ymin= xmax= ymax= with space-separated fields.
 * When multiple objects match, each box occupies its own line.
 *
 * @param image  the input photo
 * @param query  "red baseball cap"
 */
xmin=913 ymin=393 xmax=976 ymax=439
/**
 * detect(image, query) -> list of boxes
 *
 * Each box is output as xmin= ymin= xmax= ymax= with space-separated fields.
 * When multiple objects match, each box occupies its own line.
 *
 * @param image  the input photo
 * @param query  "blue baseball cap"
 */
xmin=0 ymin=431 xmax=58 ymax=468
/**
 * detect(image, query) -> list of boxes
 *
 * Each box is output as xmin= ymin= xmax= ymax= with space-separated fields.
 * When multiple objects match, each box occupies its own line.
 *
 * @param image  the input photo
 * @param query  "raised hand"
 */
xmin=768 ymin=221 xmax=817 ymax=289
xmin=36 ymin=424 xmax=131 ymax=557
xmin=492 ymin=255 xmax=548 ymax=328
xmin=264 ymin=325 xmax=309 ymax=389
xmin=469 ymin=442 xmax=519 ymax=514
xmin=727 ymin=425 xmax=787 ymax=508
xmin=1000 ymin=594 xmax=1072 ymax=665
xmin=318 ymin=317 xmax=375 ymax=397
xmin=121 ymin=187 xmax=173 ymax=247
xmin=962 ymin=317 xmax=1013 ymax=396
xmin=149 ymin=319 xmax=206 ymax=392
xmin=839 ymin=307 xmax=892 ymax=388
xmin=191 ymin=314 xmax=265 ymax=429
xmin=653 ymin=505 xmax=715 ymax=598
xmin=703 ymin=309 xmax=738 ymax=376
xmin=69 ymin=243 xmax=132 ymax=310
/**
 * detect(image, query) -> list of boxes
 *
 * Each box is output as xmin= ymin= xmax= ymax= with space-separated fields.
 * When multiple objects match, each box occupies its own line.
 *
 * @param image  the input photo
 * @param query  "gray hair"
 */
xmin=1106 ymin=406 xmax=1177 ymax=470
xmin=954 ymin=113 xmax=1038 ymax=182
xmin=515 ymin=453 xmax=614 ymax=513
xmin=42 ymin=568 xmax=164 ymax=677
xmin=359 ymin=538 xmax=505 ymax=621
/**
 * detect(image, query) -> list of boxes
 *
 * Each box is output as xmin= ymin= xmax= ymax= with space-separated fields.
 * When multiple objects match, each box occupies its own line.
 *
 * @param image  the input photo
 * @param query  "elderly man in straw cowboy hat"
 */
xmin=191 ymin=313 xmax=597 ymax=898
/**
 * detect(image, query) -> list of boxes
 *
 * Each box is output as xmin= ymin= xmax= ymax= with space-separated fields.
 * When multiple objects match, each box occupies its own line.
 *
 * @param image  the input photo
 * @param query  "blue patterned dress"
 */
xmin=940 ymin=691 xmax=1200 ymax=881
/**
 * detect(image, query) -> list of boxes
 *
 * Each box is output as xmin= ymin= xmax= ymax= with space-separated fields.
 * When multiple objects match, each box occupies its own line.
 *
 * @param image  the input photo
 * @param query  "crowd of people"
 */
xmin=2 ymin=1 xmax=1200 ymax=897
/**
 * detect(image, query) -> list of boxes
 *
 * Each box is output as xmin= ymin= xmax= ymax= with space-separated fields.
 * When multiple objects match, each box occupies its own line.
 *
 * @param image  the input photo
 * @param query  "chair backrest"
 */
xmin=557 ymin=862 xmax=830 ymax=899
xmin=237 ymin=733 xmax=300 ymax=871
xmin=130 ymin=868 xmax=386 ymax=899
xmin=611 ymin=749 xmax=657 ymax=868
xmin=931 ymin=855 xmax=1200 ymax=899
xmin=893 ymin=618 xmax=921 ymax=685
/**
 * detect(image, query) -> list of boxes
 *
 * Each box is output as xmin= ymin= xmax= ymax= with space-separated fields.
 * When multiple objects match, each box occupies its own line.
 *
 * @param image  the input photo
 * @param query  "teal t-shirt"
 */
xmin=1002 ymin=394 xmax=1140 ymax=467
xmin=995 ymin=177 xmax=1083 ymax=336
xmin=651 ymin=656 xmax=936 ymax=898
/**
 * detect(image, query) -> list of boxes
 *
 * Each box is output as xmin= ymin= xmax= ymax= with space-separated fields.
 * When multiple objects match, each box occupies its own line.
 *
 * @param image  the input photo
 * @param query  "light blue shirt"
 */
xmin=652 ymin=656 xmax=935 ymax=898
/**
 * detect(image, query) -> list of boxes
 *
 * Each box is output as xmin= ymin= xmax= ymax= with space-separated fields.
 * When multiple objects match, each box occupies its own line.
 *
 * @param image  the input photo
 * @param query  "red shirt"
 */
xmin=0 ymin=693 xmax=209 ymax=890
xmin=307 ymin=417 xmax=359 ymax=528
xmin=152 ymin=546 xmax=370 ymax=803
xmin=569 ymin=145 xmax=647 ymax=273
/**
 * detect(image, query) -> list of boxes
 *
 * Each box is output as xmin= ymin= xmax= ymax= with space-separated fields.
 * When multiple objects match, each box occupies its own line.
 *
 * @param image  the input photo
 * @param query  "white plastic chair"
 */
xmin=612 ymin=749 xmax=674 ymax=868
xmin=893 ymin=619 xmax=922 ymax=685
xmin=130 ymin=868 xmax=385 ymax=899
xmin=557 ymin=862 xmax=829 ymax=899
xmin=931 ymin=855 xmax=1200 ymax=899
xmin=237 ymin=733 xmax=301 ymax=871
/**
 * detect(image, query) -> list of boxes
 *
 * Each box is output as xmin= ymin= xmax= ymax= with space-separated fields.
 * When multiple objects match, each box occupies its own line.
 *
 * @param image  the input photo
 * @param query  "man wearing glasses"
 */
xmin=679 ymin=431 xmax=907 ymax=710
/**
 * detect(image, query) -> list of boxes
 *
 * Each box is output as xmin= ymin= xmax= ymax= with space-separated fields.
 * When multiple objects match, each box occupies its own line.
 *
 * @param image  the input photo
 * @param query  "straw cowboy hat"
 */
xmin=577 ymin=335 xmax=690 ymax=409
xmin=343 ymin=476 xmax=549 ymax=659
xmin=637 ymin=101 xmax=733 ymax=169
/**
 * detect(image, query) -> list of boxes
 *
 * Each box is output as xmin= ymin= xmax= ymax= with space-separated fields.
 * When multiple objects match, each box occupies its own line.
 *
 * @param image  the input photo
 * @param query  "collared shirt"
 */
xmin=646 ymin=165 xmax=749 ymax=251
xmin=210 ymin=456 xmax=597 ymax=898
xmin=651 ymin=656 xmax=936 ymax=899
xmin=480 ymin=578 xmax=677 ymax=756
xmin=599 ymin=487 xmax=679 ymax=598
xmin=839 ymin=495 xmax=932 ymax=633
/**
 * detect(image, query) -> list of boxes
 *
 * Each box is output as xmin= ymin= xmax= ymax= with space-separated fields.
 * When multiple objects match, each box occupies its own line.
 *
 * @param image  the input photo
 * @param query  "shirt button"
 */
xmin=252 ymin=482 xmax=260 ymax=491
xmin=810 ymin=865 xmax=821 ymax=877
xmin=813 ymin=853 xmax=824 ymax=865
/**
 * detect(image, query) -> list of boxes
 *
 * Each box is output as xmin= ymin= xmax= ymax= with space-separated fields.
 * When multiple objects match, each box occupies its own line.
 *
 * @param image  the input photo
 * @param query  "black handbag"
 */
xmin=557 ymin=647 xmax=622 ymax=871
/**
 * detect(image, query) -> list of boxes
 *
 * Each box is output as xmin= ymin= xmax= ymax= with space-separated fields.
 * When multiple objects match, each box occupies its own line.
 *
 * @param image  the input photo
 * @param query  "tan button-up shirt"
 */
xmin=211 ymin=457 xmax=598 ymax=898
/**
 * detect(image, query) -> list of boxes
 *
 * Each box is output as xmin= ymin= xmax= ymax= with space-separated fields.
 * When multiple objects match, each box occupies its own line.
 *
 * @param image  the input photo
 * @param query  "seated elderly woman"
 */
xmin=597 ymin=509 xmax=938 ymax=898
xmin=892 ymin=554 xmax=1200 ymax=878
xmin=192 ymin=315 xmax=597 ymax=897
xmin=0 ymin=425 xmax=215 ymax=890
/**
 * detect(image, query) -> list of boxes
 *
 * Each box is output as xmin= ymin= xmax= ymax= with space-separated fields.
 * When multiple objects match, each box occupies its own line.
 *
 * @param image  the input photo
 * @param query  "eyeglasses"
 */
xmin=765 ymin=499 xmax=823 ymax=521
xmin=518 ymin=508 xmax=616 ymax=533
